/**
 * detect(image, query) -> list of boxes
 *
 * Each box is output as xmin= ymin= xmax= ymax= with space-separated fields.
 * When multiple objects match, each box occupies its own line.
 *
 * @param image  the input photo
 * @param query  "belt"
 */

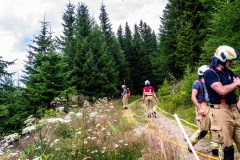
xmin=210 ymin=104 xmax=236 ymax=109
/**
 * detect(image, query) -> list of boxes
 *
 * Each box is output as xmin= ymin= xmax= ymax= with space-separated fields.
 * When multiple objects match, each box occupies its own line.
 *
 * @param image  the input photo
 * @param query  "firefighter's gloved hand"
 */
xmin=198 ymin=109 xmax=206 ymax=116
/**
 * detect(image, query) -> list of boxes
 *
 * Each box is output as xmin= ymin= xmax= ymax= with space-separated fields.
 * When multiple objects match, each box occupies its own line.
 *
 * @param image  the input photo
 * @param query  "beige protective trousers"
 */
xmin=190 ymin=102 xmax=210 ymax=145
xmin=122 ymin=94 xmax=128 ymax=108
xmin=144 ymin=96 xmax=157 ymax=115
xmin=195 ymin=102 xmax=210 ymax=130
xmin=210 ymin=104 xmax=240 ymax=153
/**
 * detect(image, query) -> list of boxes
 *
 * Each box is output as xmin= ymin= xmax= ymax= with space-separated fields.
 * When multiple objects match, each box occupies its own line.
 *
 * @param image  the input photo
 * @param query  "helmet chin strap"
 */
xmin=218 ymin=61 xmax=227 ymax=68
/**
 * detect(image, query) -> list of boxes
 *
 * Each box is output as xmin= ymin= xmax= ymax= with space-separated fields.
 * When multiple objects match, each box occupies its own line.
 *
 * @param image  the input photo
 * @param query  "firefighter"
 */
xmin=204 ymin=45 xmax=240 ymax=160
xmin=142 ymin=80 xmax=158 ymax=118
xmin=121 ymin=85 xmax=128 ymax=109
xmin=189 ymin=65 xmax=218 ymax=155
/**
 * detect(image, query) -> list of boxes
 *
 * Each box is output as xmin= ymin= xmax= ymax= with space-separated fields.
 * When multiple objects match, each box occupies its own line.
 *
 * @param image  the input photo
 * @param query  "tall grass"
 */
xmin=1 ymin=98 xmax=144 ymax=160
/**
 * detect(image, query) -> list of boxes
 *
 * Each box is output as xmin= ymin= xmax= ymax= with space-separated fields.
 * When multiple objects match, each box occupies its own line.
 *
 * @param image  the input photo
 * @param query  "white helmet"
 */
xmin=214 ymin=45 xmax=239 ymax=62
xmin=121 ymin=85 xmax=126 ymax=88
xmin=145 ymin=80 xmax=150 ymax=85
xmin=198 ymin=65 xmax=209 ymax=76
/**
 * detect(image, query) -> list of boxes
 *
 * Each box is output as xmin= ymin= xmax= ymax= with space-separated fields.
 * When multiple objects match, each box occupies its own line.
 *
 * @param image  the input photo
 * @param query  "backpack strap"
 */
xmin=209 ymin=67 xmax=225 ymax=104
xmin=198 ymin=79 xmax=205 ymax=102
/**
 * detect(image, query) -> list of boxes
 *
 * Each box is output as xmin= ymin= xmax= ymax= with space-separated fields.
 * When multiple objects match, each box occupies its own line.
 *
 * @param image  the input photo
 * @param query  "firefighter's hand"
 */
xmin=233 ymin=77 xmax=240 ymax=86
xmin=198 ymin=109 xmax=206 ymax=116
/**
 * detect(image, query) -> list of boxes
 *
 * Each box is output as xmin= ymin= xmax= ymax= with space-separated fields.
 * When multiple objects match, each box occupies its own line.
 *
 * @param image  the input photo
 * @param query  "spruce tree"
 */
xmin=23 ymin=16 xmax=64 ymax=115
xmin=99 ymin=4 xmax=131 ymax=92
xmin=131 ymin=25 xmax=144 ymax=94
xmin=70 ymin=3 xmax=93 ymax=92
xmin=139 ymin=21 xmax=158 ymax=88
xmin=117 ymin=25 xmax=124 ymax=48
xmin=58 ymin=1 xmax=76 ymax=88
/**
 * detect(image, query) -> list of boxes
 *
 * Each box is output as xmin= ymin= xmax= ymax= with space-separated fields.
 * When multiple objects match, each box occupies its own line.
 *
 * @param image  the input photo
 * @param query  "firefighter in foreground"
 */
xmin=121 ymin=85 xmax=128 ymax=109
xmin=189 ymin=65 xmax=218 ymax=156
xmin=142 ymin=80 xmax=158 ymax=118
xmin=204 ymin=45 xmax=240 ymax=160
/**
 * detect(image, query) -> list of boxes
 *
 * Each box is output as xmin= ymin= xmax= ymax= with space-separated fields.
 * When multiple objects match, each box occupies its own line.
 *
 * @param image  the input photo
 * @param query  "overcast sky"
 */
xmin=0 ymin=0 xmax=168 ymax=82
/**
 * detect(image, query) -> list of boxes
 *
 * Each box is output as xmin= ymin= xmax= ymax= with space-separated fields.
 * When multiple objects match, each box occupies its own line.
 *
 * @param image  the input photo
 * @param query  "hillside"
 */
xmin=0 ymin=97 xmax=238 ymax=160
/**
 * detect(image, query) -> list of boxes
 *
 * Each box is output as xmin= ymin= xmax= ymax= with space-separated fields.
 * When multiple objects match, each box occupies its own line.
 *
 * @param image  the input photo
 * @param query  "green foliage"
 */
xmin=157 ymin=67 xmax=197 ymax=123
xmin=201 ymin=0 xmax=240 ymax=66
xmin=56 ymin=124 xmax=76 ymax=139
xmin=157 ymin=79 xmax=171 ymax=97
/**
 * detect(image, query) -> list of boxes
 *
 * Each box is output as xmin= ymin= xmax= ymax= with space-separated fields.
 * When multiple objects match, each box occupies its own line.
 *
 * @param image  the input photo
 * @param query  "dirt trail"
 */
xmin=123 ymin=101 xmax=217 ymax=160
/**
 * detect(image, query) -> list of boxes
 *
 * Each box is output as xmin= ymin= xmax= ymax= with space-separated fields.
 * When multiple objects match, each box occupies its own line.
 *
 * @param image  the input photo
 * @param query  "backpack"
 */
xmin=127 ymin=88 xmax=131 ymax=96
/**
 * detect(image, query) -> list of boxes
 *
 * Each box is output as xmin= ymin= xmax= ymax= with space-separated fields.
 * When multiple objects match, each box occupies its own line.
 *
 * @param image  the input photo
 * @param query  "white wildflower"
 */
xmin=56 ymin=107 xmax=64 ymax=112
xmin=76 ymin=131 xmax=81 ymax=135
xmin=65 ymin=112 xmax=76 ymax=120
xmin=101 ymin=127 xmax=106 ymax=131
xmin=107 ymin=132 xmax=111 ymax=136
xmin=40 ymin=118 xmax=71 ymax=124
xmin=7 ymin=152 xmax=18 ymax=158
xmin=91 ymin=149 xmax=98 ymax=153
xmin=24 ymin=115 xmax=36 ymax=126
xmin=114 ymin=144 xmax=119 ymax=148
xmin=76 ymin=112 xmax=83 ymax=118
xmin=50 ymin=143 xmax=54 ymax=147
xmin=96 ymin=124 xmax=101 ymax=128
xmin=22 ymin=126 xmax=36 ymax=134
xmin=87 ymin=129 xmax=92 ymax=132
xmin=4 ymin=133 xmax=19 ymax=143
xmin=83 ymin=101 xmax=90 ymax=107
xmin=91 ymin=137 xmax=96 ymax=140
xmin=33 ymin=156 xmax=42 ymax=160
xmin=0 ymin=149 xmax=4 ymax=156
xmin=89 ymin=111 xmax=98 ymax=118
xmin=84 ymin=139 xmax=88 ymax=144
xmin=36 ymin=146 xmax=41 ymax=150
xmin=54 ymin=139 xmax=60 ymax=143
xmin=103 ymin=147 xmax=106 ymax=150
xmin=55 ymin=148 xmax=61 ymax=151
xmin=2 ymin=142 xmax=8 ymax=147
xmin=124 ymin=143 xmax=128 ymax=146
xmin=7 ymin=145 xmax=13 ymax=149
xmin=110 ymin=106 xmax=114 ymax=109
xmin=119 ymin=140 xmax=123 ymax=143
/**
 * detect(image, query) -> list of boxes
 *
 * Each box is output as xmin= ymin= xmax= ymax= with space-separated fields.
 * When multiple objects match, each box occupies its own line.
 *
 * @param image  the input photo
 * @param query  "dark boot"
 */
xmin=211 ymin=149 xmax=218 ymax=157
xmin=223 ymin=146 xmax=234 ymax=160
xmin=152 ymin=112 xmax=156 ymax=118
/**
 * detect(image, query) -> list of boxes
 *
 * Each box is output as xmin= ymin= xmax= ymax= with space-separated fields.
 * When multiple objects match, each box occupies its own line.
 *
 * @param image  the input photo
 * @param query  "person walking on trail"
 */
xmin=121 ymin=85 xmax=128 ymax=109
xmin=142 ymin=80 xmax=158 ymax=118
xmin=189 ymin=65 xmax=218 ymax=155
xmin=204 ymin=45 xmax=240 ymax=160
